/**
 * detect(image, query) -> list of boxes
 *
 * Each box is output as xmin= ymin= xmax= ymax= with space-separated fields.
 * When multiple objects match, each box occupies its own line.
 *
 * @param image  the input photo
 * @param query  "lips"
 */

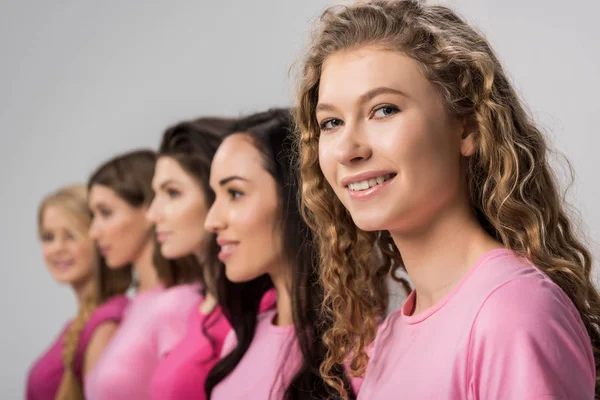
xmin=51 ymin=259 xmax=75 ymax=270
xmin=341 ymin=171 xmax=397 ymax=201
xmin=217 ymin=238 xmax=240 ymax=262
xmin=346 ymin=173 xmax=395 ymax=191
xmin=156 ymin=231 xmax=171 ymax=243
xmin=98 ymin=245 xmax=110 ymax=256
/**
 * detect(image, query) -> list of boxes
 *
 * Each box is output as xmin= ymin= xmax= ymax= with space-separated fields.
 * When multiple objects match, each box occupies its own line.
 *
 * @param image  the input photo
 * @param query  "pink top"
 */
xmin=26 ymin=295 xmax=129 ymax=400
xmin=150 ymin=288 xmax=277 ymax=400
xmin=358 ymin=249 xmax=595 ymax=399
xmin=212 ymin=308 xmax=364 ymax=399
xmin=149 ymin=298 xmax=229 ymax=400
xmin=85 ymin=284 xmax=200 ymax=400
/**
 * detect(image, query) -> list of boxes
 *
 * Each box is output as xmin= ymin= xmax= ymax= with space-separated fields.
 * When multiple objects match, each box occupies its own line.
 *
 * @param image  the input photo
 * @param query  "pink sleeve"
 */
xmin=219 ymin=329 xmax=237 ymax=359
xmin=468 ymin=278 xmax=595 ymax=400
xmin=73 ymin=295 xmax=129 ymax=381
xmin=154 ymin=286 xmax=200 ymax=358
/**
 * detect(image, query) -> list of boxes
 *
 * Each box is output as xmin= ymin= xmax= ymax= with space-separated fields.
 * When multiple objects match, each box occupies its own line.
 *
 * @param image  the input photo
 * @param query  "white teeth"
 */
xmin=221 ymin=244 xmax=237 ymax=251
xmin=347 ymin=174 xmax=394 ymax=191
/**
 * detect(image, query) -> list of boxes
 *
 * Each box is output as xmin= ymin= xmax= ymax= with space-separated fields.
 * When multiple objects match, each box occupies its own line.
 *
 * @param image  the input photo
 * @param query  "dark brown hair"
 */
xmin=156 ymin=118 xmax=234 ymax=290
xmin=88 ymin=149 xmax=159 ymax=289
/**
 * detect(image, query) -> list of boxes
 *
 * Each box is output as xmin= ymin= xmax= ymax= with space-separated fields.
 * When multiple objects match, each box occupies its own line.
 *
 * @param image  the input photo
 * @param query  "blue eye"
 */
xmin=372 ymin=105 xmax=400 ymax=119
xmin=319 ymin=118 xmax=343 ymax=131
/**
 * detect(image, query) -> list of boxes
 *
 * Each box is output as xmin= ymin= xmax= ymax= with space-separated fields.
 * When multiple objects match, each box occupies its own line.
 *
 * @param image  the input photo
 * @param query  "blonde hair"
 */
xmin=38 ymin=184 xmax=127 ymax=400
xmin=294 ymin=0 xmax=600 ymax=397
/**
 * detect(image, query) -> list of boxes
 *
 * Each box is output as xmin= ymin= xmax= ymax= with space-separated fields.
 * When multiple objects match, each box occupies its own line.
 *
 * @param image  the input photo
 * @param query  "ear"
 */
xmin=460 ymin=115 xmax=479 ymax=157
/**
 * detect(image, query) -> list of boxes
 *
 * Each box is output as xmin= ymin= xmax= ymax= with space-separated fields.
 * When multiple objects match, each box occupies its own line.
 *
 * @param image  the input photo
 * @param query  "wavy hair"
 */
xmin=294 ymin=1 xmax=600 ymax=397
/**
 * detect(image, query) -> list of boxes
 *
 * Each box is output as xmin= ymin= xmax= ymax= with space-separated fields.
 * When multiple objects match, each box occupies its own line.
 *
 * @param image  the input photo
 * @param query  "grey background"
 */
xmin=1 ymin=0 xmax=598 ymax=397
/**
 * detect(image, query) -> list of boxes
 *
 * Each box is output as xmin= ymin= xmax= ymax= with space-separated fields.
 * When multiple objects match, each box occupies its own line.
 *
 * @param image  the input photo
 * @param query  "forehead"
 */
xmin=42 ymin=205 xmax=84 ymax=231
xmin=153 ymin=156 xmax=194 ymax=184
xmin=89 ymin=184 xmax=121 ymax=205
xmin=318 ymin=46 xmax=429 ymax=103
xmin=210 ymin=134 xmax=266 ymax=184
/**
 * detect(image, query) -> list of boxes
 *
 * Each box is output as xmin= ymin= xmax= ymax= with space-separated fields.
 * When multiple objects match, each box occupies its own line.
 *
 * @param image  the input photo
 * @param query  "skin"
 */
xmin=205 ymin=134 xmax=292 ymax=325
xmin=147 ymin=156 xmax=211 ymax=261
xmin=40 ymin=204 xmax=119 ymax=377
xmin=147 ymin=156 xmax=217 ymax=314
xmin=40 ymin=205 xmax=96 ymax=299
xmin=89 ymin=184 xmax=158 ymax=291
xmin=316 ymin=46 xmax=501 ymax=313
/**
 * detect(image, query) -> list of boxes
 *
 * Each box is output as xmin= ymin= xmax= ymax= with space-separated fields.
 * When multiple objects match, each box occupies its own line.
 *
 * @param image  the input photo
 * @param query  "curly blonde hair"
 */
xmin=294 ymin=0 xmax=600 ymax=397
xmin=38 ymin=185 xmax=129 ymax=399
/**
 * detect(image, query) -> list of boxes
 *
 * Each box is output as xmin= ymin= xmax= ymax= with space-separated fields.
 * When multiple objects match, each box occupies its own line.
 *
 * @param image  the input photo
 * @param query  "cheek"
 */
xmin=318 ymin=139 xmax=338 ymax=187
xmin=41 ymin=245 xmax=53 ymax=264
xmin=179 ymin=199 xmax=208 ymax=232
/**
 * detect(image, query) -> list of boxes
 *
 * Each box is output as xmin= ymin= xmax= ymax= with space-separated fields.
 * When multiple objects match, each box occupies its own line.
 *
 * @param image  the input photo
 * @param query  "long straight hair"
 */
xmin=205 ymin=109 xmax=356 ymax=399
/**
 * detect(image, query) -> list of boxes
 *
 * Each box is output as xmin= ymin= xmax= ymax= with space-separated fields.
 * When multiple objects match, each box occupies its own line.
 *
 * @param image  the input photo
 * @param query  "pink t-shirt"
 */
xmin=25 ymin=295 xmax=129 ymax=400
xmin=149 ymin=288 xmax=277 ymax=400
xmin=85 ymin=284 xmax=200 ymax=400
xmin=358 ymin=248 xmax=595 ymax=399
xmin=212 ymin=308 xmax=363 ymax=399
xmin=149 ymin=299 xmax=230 ymax=400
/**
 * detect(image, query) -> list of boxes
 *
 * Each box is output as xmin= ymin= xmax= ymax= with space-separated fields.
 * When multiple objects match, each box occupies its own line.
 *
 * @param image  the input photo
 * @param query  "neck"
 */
xmin=194 ymin=249 xmax=215 ymax=297
xmin=72 ymin=275 xmax=95 ymax=304
xmin=390 ymin=200 xmax=501 ymax=314
xmin=269 ymin=263 xmax=293 ymax=326
xmin=133 ymin=240 xmax=160 ymax=292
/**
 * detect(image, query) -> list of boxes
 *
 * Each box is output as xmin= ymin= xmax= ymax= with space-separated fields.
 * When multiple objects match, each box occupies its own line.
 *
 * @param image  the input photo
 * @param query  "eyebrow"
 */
xmin=159 ymin=179 xmax=180 ymax=190
xmin=218 ymin=176 xmax=248 ymax=186
xmin=316 ymin=86 xmax=407 ymax=113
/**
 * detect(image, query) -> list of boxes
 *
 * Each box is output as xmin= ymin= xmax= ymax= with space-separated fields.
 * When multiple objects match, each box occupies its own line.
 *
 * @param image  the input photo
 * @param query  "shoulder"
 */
xmin=152 ymin=284 xmax=201 ymax=319
xmin=91 ymin=295 xmax=130 ymax=323
xmin=473 ymin=275 xmax=581 ymax=338
xmin=467 ymin=274 xmax=596 ymax=398
xmin=78 ymin=295 xmax=129 ymax=349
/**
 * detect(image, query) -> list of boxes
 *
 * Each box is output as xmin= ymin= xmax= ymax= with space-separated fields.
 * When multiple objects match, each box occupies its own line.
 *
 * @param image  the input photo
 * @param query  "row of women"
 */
xmin=26 ymin=1 xmax=600 ymax=399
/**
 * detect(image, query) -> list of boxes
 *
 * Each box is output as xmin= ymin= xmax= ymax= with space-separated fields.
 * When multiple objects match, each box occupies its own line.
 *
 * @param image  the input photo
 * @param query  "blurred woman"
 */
xmin=146 ymin=117 xmax=234 ymax=400
xmin=85 ymin=150 xmax=201 ymax=400
xmin=26 ymin=185 xmax=130 ymax=400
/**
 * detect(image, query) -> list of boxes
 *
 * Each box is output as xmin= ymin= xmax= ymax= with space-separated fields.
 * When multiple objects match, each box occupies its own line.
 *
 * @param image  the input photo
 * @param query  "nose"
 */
xmin=333 ymin=120 xmax=372 ymax=166
xmin=204 ymin=201 xmax=226 ymax=233
xmin=146 ymin=197 xmax=159 ymax=223
xmin=48 ymin=236 xmax=68 ymax=254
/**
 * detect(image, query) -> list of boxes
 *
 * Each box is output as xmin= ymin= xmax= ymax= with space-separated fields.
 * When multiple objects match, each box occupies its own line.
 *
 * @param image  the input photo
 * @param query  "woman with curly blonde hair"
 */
xmin=295 ymin=0 xmax=600 ymax=398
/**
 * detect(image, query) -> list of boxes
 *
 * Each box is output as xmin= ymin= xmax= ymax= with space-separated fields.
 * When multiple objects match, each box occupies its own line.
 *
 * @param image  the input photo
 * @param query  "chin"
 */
xmin=225 ymin=265 xmax=257 ymax=283
xmin=350 ymin=213 xmax=391 ymax=232
xmin=162 ymin=244 xmax=194 ymax=260
xmin=105 ymin=258 xmax=129 ymax=269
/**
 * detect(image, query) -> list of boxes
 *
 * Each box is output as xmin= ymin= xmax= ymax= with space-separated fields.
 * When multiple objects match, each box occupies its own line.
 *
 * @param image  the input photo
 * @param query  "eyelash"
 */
xmin=371 ymin=104 xmax=400 ymax=119
xmin=167 ymin=188 xmax=180 ymax=198
xmin=228 ymin=189 xmax=244 ymax=200
xmin=41 ymin=232 xmax=75 ymax=242
xmin=319 ymin=104 xmax=401 ymax=132
xmin=99 ymin=209 xmax=112 ymax=218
